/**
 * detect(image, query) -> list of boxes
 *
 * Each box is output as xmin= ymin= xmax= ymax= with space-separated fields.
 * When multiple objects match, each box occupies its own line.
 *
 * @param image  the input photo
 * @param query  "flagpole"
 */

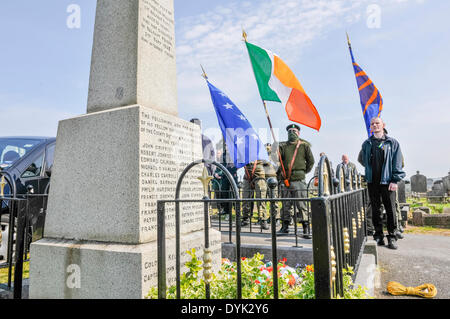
xmin=201 ymin=65 xmax=227 ymax=164
xmin=242 ymin=29 xmax=278 ymax=146
xmin=346 ymin=32 xmax=356 ymax=65
xmin=242 ymin=29 xmax=290 ymax=186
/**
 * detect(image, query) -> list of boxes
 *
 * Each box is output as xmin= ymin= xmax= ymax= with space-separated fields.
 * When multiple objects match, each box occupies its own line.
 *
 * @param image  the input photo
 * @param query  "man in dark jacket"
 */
xmin=358 ymin=117 xmax=405 ymax=249
xmin=213 ymin=149 xmax=238 ymax=216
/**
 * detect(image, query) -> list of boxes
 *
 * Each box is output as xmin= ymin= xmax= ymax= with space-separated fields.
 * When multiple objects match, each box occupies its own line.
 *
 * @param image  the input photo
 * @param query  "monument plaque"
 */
xmin=30 ymin=0 xmax=221 ymax=299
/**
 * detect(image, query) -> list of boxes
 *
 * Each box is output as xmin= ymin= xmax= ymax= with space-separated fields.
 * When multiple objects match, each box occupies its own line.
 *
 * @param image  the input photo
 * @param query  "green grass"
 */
xmin=0 ymin=261 xmax=29 ymax=284
xmin=407 ymin=197 xmax=450 ymax=214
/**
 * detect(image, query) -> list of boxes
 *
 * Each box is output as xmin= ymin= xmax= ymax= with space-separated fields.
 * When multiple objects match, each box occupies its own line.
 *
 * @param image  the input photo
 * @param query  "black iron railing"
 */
xmin=310 ymin=188 xmax=368 ymax=298
xmin=210 ymin=185 xmax=312 ymax=247
xmin=156 ymin=157 xmax=369 ymax=299
xmin=0 ymin=172 xmax=48 ymax=299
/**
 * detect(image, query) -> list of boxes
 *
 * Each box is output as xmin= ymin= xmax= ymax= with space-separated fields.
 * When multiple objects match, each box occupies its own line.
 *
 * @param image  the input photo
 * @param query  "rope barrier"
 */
xmin=387 ymin=281 xmax=437 ymax=298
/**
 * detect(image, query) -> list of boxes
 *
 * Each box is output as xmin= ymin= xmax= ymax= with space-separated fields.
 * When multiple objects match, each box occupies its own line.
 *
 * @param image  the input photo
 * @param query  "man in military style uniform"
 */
xmin=263 ymin=144 xmax=278 ymax=180
xmin=242 ymin=160 xmax=269 ymax=230
xmin=214 ymin=149 xmax=238 ymax=216
xmin=277 ymin=124 xmax=315 ymax=238
xmin=263 ymin=143 xmax=280 ymax=223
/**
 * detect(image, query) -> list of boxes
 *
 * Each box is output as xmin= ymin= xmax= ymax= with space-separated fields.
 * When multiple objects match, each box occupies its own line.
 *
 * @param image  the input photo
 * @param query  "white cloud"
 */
xmin=176 ymin=0 xmax=368 ymax=114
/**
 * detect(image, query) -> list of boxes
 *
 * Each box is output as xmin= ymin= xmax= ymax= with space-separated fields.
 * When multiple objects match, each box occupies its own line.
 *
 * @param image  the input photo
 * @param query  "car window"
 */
xmin=0 ymin=138 xmax=44 ymax=169
xmin=45 ymin=144 xmax=56 ymax=172
xmin=21 ymin=153 xmax=44 ymax=178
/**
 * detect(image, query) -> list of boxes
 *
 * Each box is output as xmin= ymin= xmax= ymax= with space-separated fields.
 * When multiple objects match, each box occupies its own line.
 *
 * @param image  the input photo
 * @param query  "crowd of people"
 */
xmin=207 ymin=117 xmax=405 ymax=249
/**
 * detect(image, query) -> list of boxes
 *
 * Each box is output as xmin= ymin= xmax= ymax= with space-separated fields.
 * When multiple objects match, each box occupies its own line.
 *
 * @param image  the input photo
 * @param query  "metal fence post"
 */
xmin=157 ymin=201 xmax=166 ymax=299
xmin=7 ymin=199 xmax=16 ymax=288
xmin=13 ymin=200 xmax=27 ymax=299
xmin=311 ymin=197 xmax=333 ymax=299
xmin=203 ymin=198 xmax=211 ymax=299
xmin=267 ymin=178 xmax=279 ymax=299
xmin=235 ymin=199 xmax=242 ymax=299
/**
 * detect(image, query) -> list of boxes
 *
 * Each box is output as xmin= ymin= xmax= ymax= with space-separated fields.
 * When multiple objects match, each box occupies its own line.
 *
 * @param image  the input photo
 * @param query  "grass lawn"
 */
xmin=0 ymin=261 xmax=29 ymax=284
xmin=407 ymin=198 xmax=450 ymax=214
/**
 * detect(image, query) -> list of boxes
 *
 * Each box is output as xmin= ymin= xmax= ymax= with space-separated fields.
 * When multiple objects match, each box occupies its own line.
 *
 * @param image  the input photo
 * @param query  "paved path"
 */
xmin=212 ymin=218 xmax=313 ymax=249
xmin=375 ymin=233 xmax=450 ymax=299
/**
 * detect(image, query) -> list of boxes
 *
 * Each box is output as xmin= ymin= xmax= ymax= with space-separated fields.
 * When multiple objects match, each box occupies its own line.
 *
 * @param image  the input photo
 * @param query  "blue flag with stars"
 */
xmin=206 ymin=80 xmax=268 ymax=169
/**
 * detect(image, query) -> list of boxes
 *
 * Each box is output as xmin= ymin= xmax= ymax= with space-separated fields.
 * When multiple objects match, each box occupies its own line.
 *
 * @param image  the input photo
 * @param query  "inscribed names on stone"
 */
xmin=139 ymin=109 xmax=204 ymax=242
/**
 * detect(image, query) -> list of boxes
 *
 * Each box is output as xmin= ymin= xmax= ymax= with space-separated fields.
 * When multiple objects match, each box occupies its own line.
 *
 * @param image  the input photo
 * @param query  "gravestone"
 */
xmin=428 ymin=180 xmax=445 ymax=197
xmin=410 ymin=171 xmax=427 ymax=193
xmin=29 ymin=0 xmax=221 ymax=299
xmin=442 ymin=172 xmax=450 ymax=195
xmin=397 ymin=180 xmax=406 ymax=203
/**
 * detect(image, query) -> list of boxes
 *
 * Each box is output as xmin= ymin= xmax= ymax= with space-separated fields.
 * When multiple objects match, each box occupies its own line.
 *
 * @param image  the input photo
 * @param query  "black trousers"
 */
xmin=216 ymin=188 xmax=233 ymax=214
xmin=367 ymin=183 xmax=397 ymax=239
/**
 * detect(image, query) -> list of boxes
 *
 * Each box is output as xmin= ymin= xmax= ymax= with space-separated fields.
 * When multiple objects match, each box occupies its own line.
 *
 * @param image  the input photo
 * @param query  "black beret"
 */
xmin=286 ymin=124 xmax=301 ymax=132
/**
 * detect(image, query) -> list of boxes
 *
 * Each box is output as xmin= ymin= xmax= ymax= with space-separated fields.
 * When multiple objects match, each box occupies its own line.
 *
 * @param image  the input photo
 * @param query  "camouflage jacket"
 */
xmin=243 ymin=160 xmax=265 ymax=181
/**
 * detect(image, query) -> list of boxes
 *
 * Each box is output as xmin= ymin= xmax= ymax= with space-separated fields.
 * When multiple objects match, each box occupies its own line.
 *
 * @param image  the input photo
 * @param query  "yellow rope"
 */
xmin=387 ymin=281 xmax=437 ymax=298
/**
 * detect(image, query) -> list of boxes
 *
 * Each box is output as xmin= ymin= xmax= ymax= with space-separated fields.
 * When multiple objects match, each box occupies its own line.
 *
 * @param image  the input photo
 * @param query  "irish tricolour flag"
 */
xmin=245 ymin=41 xmax=321 ymax=131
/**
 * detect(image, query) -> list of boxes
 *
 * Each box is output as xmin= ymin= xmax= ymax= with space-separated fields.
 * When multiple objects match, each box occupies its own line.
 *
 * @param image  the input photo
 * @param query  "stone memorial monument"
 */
xmin=29 ymin=0 xmax=221 ymax=299
xmin=410 ymin=171 xmax=427 ymax=193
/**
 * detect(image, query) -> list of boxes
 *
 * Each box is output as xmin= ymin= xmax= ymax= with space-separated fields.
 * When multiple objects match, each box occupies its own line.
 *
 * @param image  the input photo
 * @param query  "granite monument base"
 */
xmin=30 ymin=104 xmax=220 ymax=298
xmin=29 ymin=229 xmax=221 ymax=299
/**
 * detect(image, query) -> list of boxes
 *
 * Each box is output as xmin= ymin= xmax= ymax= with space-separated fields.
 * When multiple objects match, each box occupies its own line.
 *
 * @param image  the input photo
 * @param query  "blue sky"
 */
xmin=0 ymin=0 xmax=449 ymax=180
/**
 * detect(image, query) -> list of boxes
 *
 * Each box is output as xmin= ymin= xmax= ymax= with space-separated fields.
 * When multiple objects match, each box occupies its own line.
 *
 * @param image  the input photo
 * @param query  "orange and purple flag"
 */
xmin=347 ymin=34 xmax=383 ymax=137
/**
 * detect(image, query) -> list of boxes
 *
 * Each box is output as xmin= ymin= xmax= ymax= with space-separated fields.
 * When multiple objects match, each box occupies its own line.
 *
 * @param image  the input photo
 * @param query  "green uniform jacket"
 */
xmin=243 ymin=160 xmax=265 ymax=181
xmin=278 ymin=139 xmax=314 ymax=182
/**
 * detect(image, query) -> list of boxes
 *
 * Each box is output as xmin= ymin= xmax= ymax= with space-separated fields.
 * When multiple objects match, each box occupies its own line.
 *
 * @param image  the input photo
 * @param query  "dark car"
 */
xmin=0 ymin=136 xmax=56 ymax=258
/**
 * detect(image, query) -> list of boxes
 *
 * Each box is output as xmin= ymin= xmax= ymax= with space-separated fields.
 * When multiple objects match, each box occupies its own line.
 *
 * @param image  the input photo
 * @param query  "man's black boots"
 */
xmin=277 ymin=220 xmax=289 ymax=235
xmin=259 ymin=219 xmax=269 ymax=230
xmin=302 ymin=222 xmax=312 ymax=239
xmin=387 ymin=237 xmax=398 ymax=250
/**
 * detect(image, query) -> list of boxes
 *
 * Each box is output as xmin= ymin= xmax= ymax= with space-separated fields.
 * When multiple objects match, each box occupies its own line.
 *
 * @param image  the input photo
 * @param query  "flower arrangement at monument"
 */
xmin=146 ymin=249 xmax=370 ymax=299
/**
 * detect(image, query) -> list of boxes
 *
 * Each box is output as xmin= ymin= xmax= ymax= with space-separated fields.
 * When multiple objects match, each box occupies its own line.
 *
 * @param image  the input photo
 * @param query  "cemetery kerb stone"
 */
xmin=29 ymin=0 xmax=221 ymax=299
xmin=410 ymin=171 xmax=427 ymax=193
